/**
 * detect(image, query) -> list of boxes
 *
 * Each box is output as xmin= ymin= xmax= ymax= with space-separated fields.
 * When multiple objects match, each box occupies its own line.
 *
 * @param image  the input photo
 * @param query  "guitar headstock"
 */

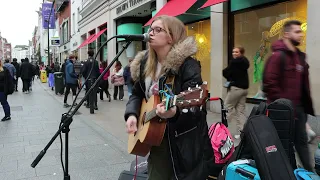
xmin=165 ymin=82 xmax=208 ymax=110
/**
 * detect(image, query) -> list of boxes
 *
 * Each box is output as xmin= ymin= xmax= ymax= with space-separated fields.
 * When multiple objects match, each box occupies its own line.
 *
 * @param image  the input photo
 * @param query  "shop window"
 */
xmin=233 ymin=0 xmax=307 ymax=99
xmin=117 ymin=41 xmax=142 ymax=68
xmin=62 ymin=21 xmax=69 ymax=43
xmin=99 ymin=31 xmax=108 ymax=62
xmin=186 ymin=19 xmax=211 ymax=90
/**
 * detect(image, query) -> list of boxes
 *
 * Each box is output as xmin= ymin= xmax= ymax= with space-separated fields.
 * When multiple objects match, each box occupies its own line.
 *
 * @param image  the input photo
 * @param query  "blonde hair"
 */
xmin=144 ymin=15 xmax=187 ymax=80
xmin=0 ymin=60 xmax=3 ymax=72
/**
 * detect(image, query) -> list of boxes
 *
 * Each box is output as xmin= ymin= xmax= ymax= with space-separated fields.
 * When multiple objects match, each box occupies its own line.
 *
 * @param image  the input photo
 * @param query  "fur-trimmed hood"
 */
xmin=130 ymin=36 xmax=197 ymax=81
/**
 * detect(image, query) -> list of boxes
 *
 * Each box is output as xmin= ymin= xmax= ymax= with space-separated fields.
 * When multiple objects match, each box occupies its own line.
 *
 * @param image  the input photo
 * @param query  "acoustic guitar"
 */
xmin=128 ymin=82 xmax=209 ymax=156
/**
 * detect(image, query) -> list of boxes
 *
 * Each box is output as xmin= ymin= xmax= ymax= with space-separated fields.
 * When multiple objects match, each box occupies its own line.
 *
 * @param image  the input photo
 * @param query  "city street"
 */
xmin=0 ymin=80 xmax=133 ymax=180
xmin=0 ymin=79 xmax=319 ymax=179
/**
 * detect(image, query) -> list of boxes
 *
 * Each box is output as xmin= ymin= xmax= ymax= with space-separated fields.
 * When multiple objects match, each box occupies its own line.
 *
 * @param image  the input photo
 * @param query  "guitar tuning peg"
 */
xmin=196 ymin=84 xmax=199 ymax=88
xmin=203 ymin=81 xmax=208 ymax=85
xmin=188 ymin=87 xmax=191 ymax=91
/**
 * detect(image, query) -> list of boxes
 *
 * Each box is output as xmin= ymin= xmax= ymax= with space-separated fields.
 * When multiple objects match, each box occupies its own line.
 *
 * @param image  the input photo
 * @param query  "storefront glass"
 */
xmin=117 ymin=41 xmax=142 ymax=68
xmin=234 ymin=0 xmax=307 ymax=99
xmin=186 ymin=19 xmax=211 ymax=89
xmin=99 ymin=32 xmax=108 ymax=62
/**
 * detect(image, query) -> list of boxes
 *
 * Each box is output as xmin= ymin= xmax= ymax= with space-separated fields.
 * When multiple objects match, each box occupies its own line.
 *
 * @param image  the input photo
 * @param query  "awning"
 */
xmin=87 ymin=28 xmax=107 ymax=44
xmin=78 ymin=34 xmax=95 ymax=49
xmin=200 ymin=0 xmax=228 ymax=9
xmin=144 ymin=0 xmax=197 ymax=26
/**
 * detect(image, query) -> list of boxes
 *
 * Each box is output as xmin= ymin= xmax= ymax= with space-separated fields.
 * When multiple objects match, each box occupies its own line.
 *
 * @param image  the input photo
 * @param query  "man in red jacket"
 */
xmin=263 ymin=20 xmax=314 ymax=171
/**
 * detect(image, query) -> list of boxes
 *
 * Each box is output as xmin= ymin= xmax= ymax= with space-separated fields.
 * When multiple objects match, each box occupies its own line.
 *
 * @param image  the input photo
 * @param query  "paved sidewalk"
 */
xmin=0 ymin=80 xmax=132 ymax=180
xmin=38 ymin=79 xmax=320 ymax=176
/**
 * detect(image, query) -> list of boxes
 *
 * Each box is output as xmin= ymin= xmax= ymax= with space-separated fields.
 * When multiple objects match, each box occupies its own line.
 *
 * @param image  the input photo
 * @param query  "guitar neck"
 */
xmin=145 ymin=109 xmax=158 ymax=123
xmin=144 ymin=95 xmax=177 ymax=123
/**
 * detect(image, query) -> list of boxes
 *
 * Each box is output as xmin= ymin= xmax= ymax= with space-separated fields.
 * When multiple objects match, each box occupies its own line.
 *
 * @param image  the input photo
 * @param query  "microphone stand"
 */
xmin=31 ymin=38 xmax=133 ymax=180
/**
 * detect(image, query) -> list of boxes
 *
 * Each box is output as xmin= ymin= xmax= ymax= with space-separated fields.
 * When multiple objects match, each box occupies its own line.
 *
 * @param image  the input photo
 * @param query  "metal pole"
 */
xmin=47 ymin=28 xmax=50 ymax=65
xmin=47 ymin=0 xmax=55 ymax=66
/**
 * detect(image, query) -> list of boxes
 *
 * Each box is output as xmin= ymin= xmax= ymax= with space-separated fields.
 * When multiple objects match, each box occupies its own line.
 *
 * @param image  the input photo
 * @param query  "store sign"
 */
xmin=116 ymin=0 xmax=146 ymax=14
xmin=51 ymin=39 xmax=60 ymax=47
xmin=231 ymin=0 xmax=287 ymax=12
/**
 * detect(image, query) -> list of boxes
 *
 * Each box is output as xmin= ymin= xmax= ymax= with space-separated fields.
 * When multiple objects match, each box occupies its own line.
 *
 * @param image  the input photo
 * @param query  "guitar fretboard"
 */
xmin=145 ymin=109 xmax=157 ymax=123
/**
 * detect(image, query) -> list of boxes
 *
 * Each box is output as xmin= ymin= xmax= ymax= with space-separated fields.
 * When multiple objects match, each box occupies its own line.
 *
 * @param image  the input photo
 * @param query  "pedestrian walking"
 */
xmin=99 ymin=61 xmax=111 ymax=102
xmin=81 ymin=50 xmax=100 ymax=110
xmin=63 ymin=55 xmax=78 ymax=108
xmin=123 ymin=58 xmax=133 ymax=97
xmin=11 ymin=58 xmax=20 ymax=91
xmin=0 ymin=60 xmax=14 ymax=121
xmin=20 ymin=58 xmax=35 ymax=94
xmin=223 ymin=47 xmax=250 ymax=139
xmin=263 ymin=20 xmax=315 ymax=172
xmin=111 ymin=61 xmax=124 ymax=101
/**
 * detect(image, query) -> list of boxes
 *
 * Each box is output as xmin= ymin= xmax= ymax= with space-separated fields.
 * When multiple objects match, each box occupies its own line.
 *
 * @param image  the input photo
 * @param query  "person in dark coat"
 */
xmin=11 ymin=58 xmax=20 ymax=91
xmin=123 ymin=58 xmax=133 ymax=97
xmin=222 ymin=47 xmax=250 ymax=139
xmin=124 ymin=15 xmax=218 ymax=180
xmin=19 ymin=58 xmax=34 ymax=93
xmin=81 ymin=50 xmax=100 ymax=110
xmin=99 ymin=61 xmax=111 ymax=102
xmin=263 ymin=20 xmax=314 ymax=171
xmin=0 ymin=60 xmax=13 ymax=121
xmin=63 ymin=55 xmax=78 ymax=107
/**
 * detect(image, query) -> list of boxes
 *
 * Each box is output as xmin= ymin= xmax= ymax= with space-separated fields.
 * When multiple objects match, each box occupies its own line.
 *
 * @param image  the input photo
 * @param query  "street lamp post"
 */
xmin=45 ymin=0 xmax=55 ymax=66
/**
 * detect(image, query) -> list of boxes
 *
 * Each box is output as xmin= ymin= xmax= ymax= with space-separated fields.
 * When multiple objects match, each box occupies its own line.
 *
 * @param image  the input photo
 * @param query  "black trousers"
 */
xmin=295 ymin=106 xmax=313 ymax=171
xmin=14 ymin=78 xmax=18 ymax=91
xmin=22 ymin=79 xmax=31 ymax=92
xmin=99 ymin=80 xmax=110 ymax=100
xmin=85 ymin=79 xmax=97 ymax=107
xmin=114 ymin=85 xmax=124 ymax=100
xmin=63 ymin=83 xmax=77 ymax=103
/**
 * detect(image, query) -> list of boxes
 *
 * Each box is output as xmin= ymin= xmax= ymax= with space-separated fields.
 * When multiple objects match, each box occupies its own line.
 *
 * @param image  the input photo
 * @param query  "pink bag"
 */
xmin=209 ymin=122 xmax=235 ymax=164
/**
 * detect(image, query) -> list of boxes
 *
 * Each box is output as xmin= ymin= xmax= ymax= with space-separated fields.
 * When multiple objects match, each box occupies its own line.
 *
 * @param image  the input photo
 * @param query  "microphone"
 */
xmin=115 ymin=33 xmax=150 ymax=42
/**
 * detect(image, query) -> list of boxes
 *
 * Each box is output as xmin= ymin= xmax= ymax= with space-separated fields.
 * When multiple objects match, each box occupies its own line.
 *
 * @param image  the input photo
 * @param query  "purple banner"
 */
xmin=42 ymin=3 xmax=55 ymax=29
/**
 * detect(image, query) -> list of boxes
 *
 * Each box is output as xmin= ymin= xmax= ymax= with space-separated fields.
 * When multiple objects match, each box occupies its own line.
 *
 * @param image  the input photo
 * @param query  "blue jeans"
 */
xmin=127 ymin=83 xmax=133 ymax=97
xmin=0 ymin=92 xmax=10 ymax=117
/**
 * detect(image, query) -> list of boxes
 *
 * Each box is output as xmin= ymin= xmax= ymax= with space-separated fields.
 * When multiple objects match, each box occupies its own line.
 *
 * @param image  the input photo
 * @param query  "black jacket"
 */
xmin=125 ymin=37 xmax=219 ymax=179
xmin=11 ymin=62 xmax=20 ymax=78
xmin=223 ymin=56 xmax=250 ymax=89
xmin=81 ymin=57 xmax=100 ymax=79
xmin=3 ymin=67 xmax=14 ymax=95
xmin=20 ymin=60 xmax=35 ymax=80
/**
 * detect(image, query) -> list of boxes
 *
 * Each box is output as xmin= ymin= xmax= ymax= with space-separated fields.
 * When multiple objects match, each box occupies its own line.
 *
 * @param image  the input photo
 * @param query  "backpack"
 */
xmin=262 ymin=51 xmax=286 ymax=92
xmin=4 ymin=68 xmax=14 ymax=95
xmin=209 ymin=122 xmax=235 ymax=164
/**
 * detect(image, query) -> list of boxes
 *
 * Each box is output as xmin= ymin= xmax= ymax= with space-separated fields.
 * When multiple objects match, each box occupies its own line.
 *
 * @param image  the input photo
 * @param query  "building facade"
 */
xmin=57 ymin=0 xmax=71 ymax=61
xmin=208 ymin=0 xmax=320 ymax=114
xmin=3 ymin=42 xmax=12 ymax=61
xmin=0 ymin=32 xmax=12 ymax=61
xmin=12 ymin=45 xmax=29 ymax=63
xmin=69 ymin=0 xmax=82 ymax=58
xmin=73 ymin=0 xmax=320 ymax=114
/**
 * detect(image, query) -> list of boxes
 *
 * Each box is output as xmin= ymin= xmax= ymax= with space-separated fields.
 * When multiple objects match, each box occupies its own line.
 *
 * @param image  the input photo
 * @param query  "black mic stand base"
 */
xmin=61 ymin=113 xmax=72 ymax=180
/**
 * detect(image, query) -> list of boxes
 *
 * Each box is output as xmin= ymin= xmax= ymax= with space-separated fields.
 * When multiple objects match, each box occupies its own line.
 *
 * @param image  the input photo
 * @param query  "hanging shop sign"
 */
xmin=116 ymin=0 xmax=147 ymax=15
xmin=51 ymin=37 xmax=60 ymax=47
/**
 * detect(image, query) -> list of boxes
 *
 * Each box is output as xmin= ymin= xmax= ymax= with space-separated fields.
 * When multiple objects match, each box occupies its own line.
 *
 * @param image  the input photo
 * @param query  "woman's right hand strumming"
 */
xmin=126 ymin=115 xmax=138 ymax=134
